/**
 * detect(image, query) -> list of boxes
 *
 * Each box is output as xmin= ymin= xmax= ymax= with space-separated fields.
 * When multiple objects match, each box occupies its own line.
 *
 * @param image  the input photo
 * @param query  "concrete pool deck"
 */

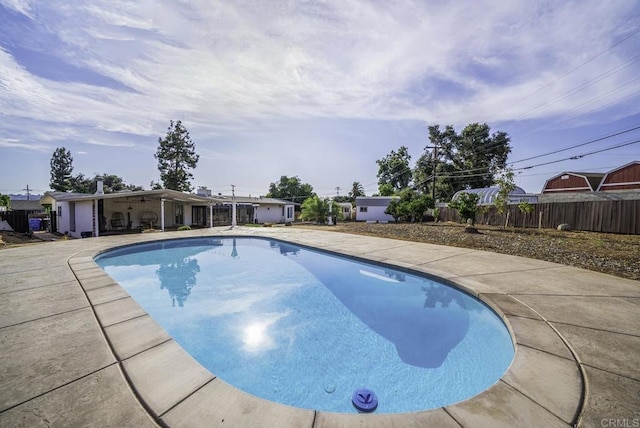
xmin=0 ymin=226 xmax=638 ymax=427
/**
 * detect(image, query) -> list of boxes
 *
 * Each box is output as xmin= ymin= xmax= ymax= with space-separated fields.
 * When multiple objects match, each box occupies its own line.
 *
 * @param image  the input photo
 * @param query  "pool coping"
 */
xmin=2 ymin=226 xmax=639 ymax=427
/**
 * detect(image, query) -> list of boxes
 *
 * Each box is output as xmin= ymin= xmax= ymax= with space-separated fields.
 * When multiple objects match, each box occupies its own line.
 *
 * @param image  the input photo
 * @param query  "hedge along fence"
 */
xmin=437 ymin=200 xmax=640 ymax=235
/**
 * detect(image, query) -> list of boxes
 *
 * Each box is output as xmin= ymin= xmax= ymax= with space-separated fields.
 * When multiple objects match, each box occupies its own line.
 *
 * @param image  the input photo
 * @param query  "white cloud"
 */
xmin=0 ymin=0 xmax=36 ymax=19
xmin=2 ymin=0 xmax=638 ymax=133
xmin=1 ymin=0 xmax=639 ymax=194
xmin=0 ymin=138 xmax=48 ymax=151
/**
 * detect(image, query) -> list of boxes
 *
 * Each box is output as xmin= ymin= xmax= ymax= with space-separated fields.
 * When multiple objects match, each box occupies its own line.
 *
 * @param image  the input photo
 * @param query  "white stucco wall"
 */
xmin=255 ymin=204 xmax=294 ymax=223
xmin=74 ymin=200 xmax=94 ymax=238
xmin=356 ymin=205 xmax=395 ymax=222
xmin=55 ymin=201 xmax=70 ymax=235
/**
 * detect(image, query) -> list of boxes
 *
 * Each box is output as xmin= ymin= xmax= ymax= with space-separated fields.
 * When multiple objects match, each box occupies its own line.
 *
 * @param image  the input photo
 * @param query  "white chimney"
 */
xmin=95 ymin=176 xmax=104 ymax=195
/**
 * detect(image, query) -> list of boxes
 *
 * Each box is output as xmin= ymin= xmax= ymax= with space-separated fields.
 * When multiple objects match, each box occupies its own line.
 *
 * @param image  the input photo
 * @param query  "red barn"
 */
xmin=542 ymin=172 xmax=604 ymax=193
xmin=596 ymin=161 xmax=640 ymax=191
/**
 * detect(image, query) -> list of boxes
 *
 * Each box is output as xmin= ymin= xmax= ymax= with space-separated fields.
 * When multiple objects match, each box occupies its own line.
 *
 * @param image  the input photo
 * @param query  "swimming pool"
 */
xmin=96 ymin=237 xmax=514 ymax=414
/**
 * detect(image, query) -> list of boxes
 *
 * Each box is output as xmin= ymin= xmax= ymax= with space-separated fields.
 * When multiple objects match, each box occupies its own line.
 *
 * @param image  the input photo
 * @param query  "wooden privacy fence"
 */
xmin=0 ymin=211 xmax=29 ymax=233
xmin=437 ymin=200 xmax=640 ymax=235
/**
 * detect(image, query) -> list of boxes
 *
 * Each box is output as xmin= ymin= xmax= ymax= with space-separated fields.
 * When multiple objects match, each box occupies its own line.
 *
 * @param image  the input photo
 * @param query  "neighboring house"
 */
xmin=337 ymin=202 xmax=353 ymax=220
xmin=451 ymin=187 xmax=538 ymax=205
xmin=596 ymin=161 xmax=640 ymax=191
xmin=542 ymin=172 xmax=605 ymax=194
xmin=355 ymin=196 xmax=398 ymax=222
xmin=0 ymin=197 xmax=48 ymax=232
xmin=8 ymin=199 xmax=46 ymax=214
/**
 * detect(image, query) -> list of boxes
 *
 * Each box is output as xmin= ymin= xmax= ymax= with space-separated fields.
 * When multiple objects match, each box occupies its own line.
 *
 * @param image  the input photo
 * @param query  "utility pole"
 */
xmin=23 ymin=185 xmax=32 ymax=200
xmin=424 ymin=144 xmax=438 ymax=202
xmin=335 ymin=186 xmax=341 ymax=197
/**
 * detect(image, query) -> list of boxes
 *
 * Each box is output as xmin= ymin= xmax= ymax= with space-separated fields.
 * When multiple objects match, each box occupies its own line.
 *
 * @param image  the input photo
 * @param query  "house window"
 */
xmin=561 ymin=175 xmax=569 ymax=180
xmin=359 ymin=207 xmax=368 ymax=212
xmin=192 ymin=206 xmax=206 ymax=226
xmin=282 ymin=206 xmax=285 ymax=216
xmin=175 ymin=205 xmax=184 ymax=225
xmin=58 ymin=206 xmax=62 ymax=217
xmin=343 ymin=207 xmax=350 ymax=214
xmin=287 ymin=206 xmax=293 ymax=218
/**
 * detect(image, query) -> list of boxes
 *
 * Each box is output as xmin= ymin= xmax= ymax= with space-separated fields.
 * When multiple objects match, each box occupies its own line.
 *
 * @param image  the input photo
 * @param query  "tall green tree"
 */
xmin=266 ymin=176 xmax=314 ymax=202
xmin=493 ymin=168 xmax=516 ymax=228
xmin=155 ymin=120 xmax=199 ymax=192
xmin=349 ymin=181 xmax=365 ymax=203
xmin=0 ymin=193 xmax=10 ymax=209
xmin=50 ymin=147 xmax=74 ymax=191
xmin=376 ymin=146 xmax=412 ymax=192
xmin=414 ymin=123 xmax=511 ymax=202
xmin=385 ymin=189 xmax=433 ymax=223
xmin=299 ymin=196 xmax=342 ymax=224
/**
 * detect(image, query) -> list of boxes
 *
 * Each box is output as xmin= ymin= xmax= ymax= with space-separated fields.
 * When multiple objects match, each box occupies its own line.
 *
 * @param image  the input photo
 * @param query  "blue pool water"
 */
xmin=95 ymin=237 xmax=514 ymax=414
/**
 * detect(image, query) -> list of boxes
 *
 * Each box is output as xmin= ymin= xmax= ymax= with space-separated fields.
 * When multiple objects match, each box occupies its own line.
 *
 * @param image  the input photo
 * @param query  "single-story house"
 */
xmin=40 ymin=179 xmax=297 ymax=238
xmin=451 ymin=187 xmax=538 ymax=205
xmin=337 ymin=202 xmax=353 ymax=220
xmin=355 ymin=196 xmax=399 ymax=223
xmin=8 ymin=199 xmax=47 ymax=214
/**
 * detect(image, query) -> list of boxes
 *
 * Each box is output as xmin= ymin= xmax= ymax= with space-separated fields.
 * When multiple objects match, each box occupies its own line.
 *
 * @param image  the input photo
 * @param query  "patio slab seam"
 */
xmin=440 ymin=407 xmax=464 ymax=427
xmin=0 ymin=280 xmax=81 ymax=295
xmin=579 ymin=363 xmax=640 ymax=384
xmin=514 ymin=342 xmax=575 ymax=362
xmin=157 ymin=377 xmax=217 ymax=419
xmin=496 ymin=379 xmax=573 ymax=426
xmin=116 ymin=337 xmax=174 ymax=363
xmin=0 ymin=362 xmax=118 ymax=415
xmin=99 ymin=312 xmax=149 ymax=329
xmin=0 ymin=305 xmax=90 ymax=331
xmin=550 ymin=320 xmax=640 ymax=339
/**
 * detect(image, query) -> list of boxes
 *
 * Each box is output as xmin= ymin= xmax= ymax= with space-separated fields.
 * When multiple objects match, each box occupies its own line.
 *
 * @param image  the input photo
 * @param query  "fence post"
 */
xmin=538 ymin=211 xmax=543 ymax=230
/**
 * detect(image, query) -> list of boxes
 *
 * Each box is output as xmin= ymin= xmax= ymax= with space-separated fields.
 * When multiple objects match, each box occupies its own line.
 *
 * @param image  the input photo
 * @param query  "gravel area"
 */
xmin=295 ymin=222 xmax=640 ymax=281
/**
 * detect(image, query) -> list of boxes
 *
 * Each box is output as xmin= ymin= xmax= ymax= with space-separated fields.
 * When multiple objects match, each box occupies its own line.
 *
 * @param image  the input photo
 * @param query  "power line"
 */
xmin=510 ymin=125 xmax=640 ymax=164
xmin=515 ymin=139 xmax=640 ymax=170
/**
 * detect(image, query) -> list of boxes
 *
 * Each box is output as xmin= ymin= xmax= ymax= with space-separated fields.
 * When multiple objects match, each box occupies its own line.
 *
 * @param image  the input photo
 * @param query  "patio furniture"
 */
xmin=110 ymin=212 xmax=125 ymax=230
xmin=140 ymin=211 xmax=158 ymax=229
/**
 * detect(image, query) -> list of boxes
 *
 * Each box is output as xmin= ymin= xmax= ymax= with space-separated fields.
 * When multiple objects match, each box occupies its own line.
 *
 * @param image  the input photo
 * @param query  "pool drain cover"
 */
xmin=352 ymin=388 xmax=378 ymax=412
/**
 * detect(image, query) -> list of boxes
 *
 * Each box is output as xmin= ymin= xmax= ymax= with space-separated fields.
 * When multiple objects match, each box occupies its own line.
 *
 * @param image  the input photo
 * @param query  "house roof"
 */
xmin=355 ymin=196 xmax=399 ymax=207
xmin=452 ymin=187 xmax=528 ymax=205
xmin=216 ymin=195 xmax=299 ymax=206
xmin=8 ymin=200 xmax=45 ymax=211
xmin=40 ymin=190 xmax=299 ymax=206
xmin=543 ymin=172 xmax=605 ymax=192
xmin=40 ymin=189 xmax=215 ymax=205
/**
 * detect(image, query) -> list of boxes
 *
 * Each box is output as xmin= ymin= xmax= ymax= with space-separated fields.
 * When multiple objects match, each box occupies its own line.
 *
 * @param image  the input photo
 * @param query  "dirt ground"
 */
xmin=0 ymin=231 xmax=61 ymax=247
xmin=294 ymin=222 xmax=640 ymax=281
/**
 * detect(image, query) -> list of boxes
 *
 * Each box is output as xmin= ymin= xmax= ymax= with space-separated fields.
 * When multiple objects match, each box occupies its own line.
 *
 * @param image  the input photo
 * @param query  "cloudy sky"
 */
xmin=1 ymin=1 xmax=639 ymax=198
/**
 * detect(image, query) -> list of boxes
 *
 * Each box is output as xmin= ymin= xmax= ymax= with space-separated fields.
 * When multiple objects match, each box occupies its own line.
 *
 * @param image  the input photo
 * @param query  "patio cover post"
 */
xmin=231 ymin=185 xmax=237 ymax=227
xmin=160 ymin=198 xmax=165 ymax=232
xmin=93 ymin=199 xmax=99 ymax=238
xmin=209 ymin=203 xmax=213 ymax=228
